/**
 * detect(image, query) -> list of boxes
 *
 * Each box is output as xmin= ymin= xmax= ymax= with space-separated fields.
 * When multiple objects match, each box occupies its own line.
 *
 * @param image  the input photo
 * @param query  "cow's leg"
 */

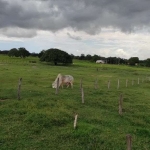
xmin=61 ymin=83 xmax=63 ymax=88
xmin=71 ymin=82 xmax=73 ymax=88
xmin=66 ymin=82 xmax=70 ymax=88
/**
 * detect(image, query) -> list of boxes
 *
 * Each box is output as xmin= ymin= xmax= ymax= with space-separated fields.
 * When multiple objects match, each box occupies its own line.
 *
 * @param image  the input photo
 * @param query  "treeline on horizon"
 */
xmin=0 ymin=49 xmax=150 ymax=67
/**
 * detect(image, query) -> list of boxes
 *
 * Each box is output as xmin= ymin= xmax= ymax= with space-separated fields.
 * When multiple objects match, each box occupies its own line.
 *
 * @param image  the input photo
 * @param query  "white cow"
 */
xmin=52 ymin=73 xmax=74 ymax=88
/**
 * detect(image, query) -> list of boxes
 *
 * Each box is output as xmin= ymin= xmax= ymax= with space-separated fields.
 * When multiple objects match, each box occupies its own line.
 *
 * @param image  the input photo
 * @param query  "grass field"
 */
xmin=0 ymin=55 xmax=150 ymax=150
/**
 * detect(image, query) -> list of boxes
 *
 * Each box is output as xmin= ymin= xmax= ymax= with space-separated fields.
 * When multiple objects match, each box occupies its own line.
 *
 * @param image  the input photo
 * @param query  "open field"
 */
xmin=0 ymin=55 xmax=150 ymax=150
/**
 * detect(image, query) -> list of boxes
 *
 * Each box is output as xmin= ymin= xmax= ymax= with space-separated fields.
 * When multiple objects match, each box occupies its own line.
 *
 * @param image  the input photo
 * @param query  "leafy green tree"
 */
xmin=107 ymin=57 xmax=116 ymax=64
xmin=8 ymin=48 xmax=19 ymax=57
xmin=70 ymin=54 xmax=74 ymax=59
xmin=145 ymin=58 xmax=150 ymax=67
xmin=40 ymin=48 xmax=72 ymax=65
xmin=92 ymin=55 xmax=100 ymax=62
xmin=38 ymin=50 xmax=45 ymax=58
xmin=128 ymin=57 xmax=139 ymax=66
xmin=85 ymin=54 xmax=92 ymax=60
xmin=18 ymin=47 xmax=30 ymax=58
xmin=79 ymin=54 xmax=85 ymax=60
xmin=0 ymin=50 xmax=9 ymax=54
xmin=30 ymin=52 xmax=38 ymax=57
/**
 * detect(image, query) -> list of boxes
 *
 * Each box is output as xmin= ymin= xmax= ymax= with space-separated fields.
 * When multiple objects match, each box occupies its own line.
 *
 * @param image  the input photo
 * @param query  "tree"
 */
xmin=40 ymin=48 xmax=73 ymax=65
xmin=145 ymin=58 xmax=150 ymax=67
xmin=85 ymin=54 xmax=92 ymax=60
xmin=79 ymin=54 xmax=85 ymax=60
xmin=107 ymin=57 xmax=120 ymax=64
xmin=128 ymin=57 xmax=139 ymax=66
xmin=30 ymin=52 xmax=39 ymax=57
xmin=38 ymin=50 xmax=45 ymax=58
xmin=70 ymin=54 xmax=74 ymax=59
xmin=8 ymin=48 xmax=19 ymax=57
xmin=92 ymin=55 xmax=100 ymax=62
xmin=18 ymin=47 xmax=30 ymax=58
xmin=0 ymin=50 xmax=9 ymax=55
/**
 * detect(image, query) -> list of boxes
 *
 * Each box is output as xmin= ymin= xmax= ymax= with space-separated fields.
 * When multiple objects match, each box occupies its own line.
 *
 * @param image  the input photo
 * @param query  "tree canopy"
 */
xmin=8 ymin=47 xmax=30 ymax=58
xmin=18 ymin=47 xmax=30 ymax=58
xmin=146 ymin=58 xmax=150 ymax=67
xmin=40 ymin=48 xmax=73 ymax=65
xmin=128 ymin=57 xmax=139 ymax=66
xmin=8 ymin=48 xmax=19 ymax=57
xmin=38 ymin=50 xmax=45 ymax=58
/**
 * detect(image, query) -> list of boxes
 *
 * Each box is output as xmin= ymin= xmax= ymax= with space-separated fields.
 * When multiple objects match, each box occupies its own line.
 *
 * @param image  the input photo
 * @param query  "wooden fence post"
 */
xmin=17 ymin=78 xmax=22 ymax=100
xmin=126 ymin=134 xmax=132 ymax=150
xmin=74 ymin=114 xmax=78 ymax=129
xmin=138 ymin=78 xmax=140 ymax=84
xmin=119 ymin=94 xmax=123 ymax=115
xmin=81 ymin=88 xmax=84 ymax=103
xmin=55 ymin=78 xmax=59 ymax=94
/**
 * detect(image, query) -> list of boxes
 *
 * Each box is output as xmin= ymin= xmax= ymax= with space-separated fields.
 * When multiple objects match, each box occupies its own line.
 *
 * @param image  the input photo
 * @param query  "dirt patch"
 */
xmin=0 ymin=98 xmax=9 ymax=101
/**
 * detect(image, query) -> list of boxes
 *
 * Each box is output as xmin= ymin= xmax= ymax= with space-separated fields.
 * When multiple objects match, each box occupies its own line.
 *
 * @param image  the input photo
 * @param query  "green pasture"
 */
xmin=0 ymin=55 xmax=150 ymax=150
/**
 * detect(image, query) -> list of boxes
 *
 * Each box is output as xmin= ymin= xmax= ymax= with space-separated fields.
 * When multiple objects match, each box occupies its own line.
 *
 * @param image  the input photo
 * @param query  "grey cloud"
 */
xmin=0 ymin=28 xmax=37 ymax=38
xmin=0 ymin=0 xmax=150 ymax=37
xmin=67 ymin=33 xmax=82 ymax=40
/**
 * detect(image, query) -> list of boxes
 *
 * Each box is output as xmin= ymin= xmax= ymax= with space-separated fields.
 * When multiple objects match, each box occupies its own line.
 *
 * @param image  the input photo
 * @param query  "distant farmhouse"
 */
xmin=96 ymin=60 xmax=105 ymax=64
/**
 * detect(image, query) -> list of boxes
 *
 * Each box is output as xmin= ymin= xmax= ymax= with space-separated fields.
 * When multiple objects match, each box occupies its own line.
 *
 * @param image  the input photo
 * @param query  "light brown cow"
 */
xmin=52 ymin=73 xmax=74 ymax=88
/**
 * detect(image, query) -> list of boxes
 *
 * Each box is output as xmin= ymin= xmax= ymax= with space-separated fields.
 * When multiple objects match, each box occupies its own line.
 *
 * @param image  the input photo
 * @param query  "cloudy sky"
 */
xmin=0 ymin=0 xmax=150 ymax=60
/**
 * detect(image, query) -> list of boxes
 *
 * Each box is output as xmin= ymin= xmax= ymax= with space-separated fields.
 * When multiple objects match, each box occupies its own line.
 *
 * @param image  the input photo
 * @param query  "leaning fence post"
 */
xmin=55 ymin=78 xmax=59 ymax=94
xmin=74 ymin=114 xmax=78 ymax=129
xmin=17 ymin=78 xmax=22 ymax=100
xmin=126 ymin=134 xmax=132 ymax=150
xmin=119 ymin=94 xmax=123 ymax=115
xmin=81 ymin=88 xmax=84 ymax=103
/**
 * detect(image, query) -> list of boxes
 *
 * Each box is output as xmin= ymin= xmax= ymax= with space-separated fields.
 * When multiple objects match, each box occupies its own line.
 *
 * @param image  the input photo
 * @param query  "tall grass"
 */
xmin=0 ymin=55 xmax=150 ymax=150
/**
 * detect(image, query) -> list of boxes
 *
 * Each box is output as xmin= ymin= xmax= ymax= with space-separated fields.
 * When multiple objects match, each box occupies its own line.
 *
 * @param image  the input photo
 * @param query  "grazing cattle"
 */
xmin=52 ymin=73 xmax=74 ymax=88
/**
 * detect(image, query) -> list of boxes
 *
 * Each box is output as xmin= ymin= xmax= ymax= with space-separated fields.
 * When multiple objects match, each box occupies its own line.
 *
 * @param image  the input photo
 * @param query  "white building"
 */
xmin=96 ymin=60 xmax=105 ymax=64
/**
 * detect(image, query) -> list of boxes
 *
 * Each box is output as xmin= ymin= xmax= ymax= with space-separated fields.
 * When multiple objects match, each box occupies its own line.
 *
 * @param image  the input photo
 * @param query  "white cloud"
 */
xmin=0 ymin=27 xmax=150 ymax=60
xmin=114 ymin=49 xmax=130 ymax=59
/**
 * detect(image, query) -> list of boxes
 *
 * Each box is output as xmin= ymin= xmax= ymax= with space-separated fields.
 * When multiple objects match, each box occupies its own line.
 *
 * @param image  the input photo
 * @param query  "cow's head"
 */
xmin=52 ymin=81 xmax=57 ymax=88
